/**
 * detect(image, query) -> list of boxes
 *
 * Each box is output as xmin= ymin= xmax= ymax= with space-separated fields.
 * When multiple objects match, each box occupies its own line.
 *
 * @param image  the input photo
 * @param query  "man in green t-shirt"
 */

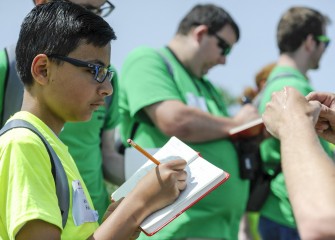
xmin=258 ymin=7 xmax=332 ymax=240
xmin=0 ymin=0 xmax=124 ymax=223
xmin=119 ymin=4 xmax=260 ymax=240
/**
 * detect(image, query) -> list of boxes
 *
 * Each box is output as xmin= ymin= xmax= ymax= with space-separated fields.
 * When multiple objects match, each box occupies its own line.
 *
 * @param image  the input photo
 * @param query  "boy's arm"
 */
xmin=16 ymin=160 xmax=187 ymax=240
xmin=16 ymin=220 xmax=61 ymax=240
xmin=92 ymin=159 xmax=187 ymax=240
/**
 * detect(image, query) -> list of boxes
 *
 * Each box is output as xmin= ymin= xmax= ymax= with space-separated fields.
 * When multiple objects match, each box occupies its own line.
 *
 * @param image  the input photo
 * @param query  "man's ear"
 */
xmin=192 ymin=25 xmax=209 ymax=43
xmin=304 ymin=34 xmax=317 ymax=52
xmin=31 ymin=54 xmax=50 ymax=85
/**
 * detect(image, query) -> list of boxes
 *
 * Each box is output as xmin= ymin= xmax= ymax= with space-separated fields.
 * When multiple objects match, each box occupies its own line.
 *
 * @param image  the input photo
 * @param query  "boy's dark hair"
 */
xmin=176 ymin=4 xmax=240 ymax=41
xmin=16 ymin=0 xmax=116 ymax=86
xmin=277 ymin=6 xmax=329 ymax=54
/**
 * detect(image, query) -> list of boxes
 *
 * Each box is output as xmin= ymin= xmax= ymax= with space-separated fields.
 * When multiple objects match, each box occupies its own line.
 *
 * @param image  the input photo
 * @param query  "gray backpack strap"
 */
xmin=254 ymin=72 xmax=297 ymax=108
xmin=132 ymin=49 xmax=175 ymax=137
xmin=2 ymin=45 xmax=24 ymax=127
xmin=0 ymin=119 xmax=69 ymax=228
xmin=157 ymin=50 xmax=174 ymax=77
xmin=118 ymin=50 xmax=175 ymax=154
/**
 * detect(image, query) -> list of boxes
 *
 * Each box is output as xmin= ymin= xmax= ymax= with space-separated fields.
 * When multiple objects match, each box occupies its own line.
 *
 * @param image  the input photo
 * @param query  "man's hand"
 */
xmin=262 ymin=87 xmax=321 ymax=139
xmin=306 ymin=92 xmax=335 ymax=144
xmin=233 ymin=104 xmax=260 ymax=127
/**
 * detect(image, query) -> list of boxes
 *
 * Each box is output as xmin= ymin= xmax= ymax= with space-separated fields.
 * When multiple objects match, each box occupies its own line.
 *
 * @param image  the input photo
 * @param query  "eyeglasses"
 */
xmin=213 ymin=33 xmax=232 ymax=56
xmin=85 ymin=0 xmax=115 ymax=18
xmin=31 ymin=0 xmax=115 ymax=18
xmin=316 ymin=35 xmax=331 ymax=48
xmin=48 ymin=54 xmax=114 ymax=83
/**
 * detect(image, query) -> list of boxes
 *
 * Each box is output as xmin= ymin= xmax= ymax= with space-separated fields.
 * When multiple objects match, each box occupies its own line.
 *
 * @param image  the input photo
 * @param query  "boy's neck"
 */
xmin=21 ymin=90 xmax=65 ymax=135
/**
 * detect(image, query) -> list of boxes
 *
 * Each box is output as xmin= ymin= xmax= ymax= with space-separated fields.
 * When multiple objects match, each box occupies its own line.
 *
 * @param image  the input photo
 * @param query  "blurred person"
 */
xmin=239 ymin=62 xmax=276 ymax=106
xmin=255 ymin=62 xmax=276 ymax=93
xmin=257 ymin=6 xmax=332 ymax=240
xmin=240 ymin=86 xmax=257 ymax=105
xmin=0 ymin=0 xmax=124 ymax=223
xmin=0 ymin=2 xmax=187 ymax=239
xmin=119 ymin=3 xmax=259 ymax=240
xmin=262 ymin=87 xmax=335 ymax=240
xmin=238 ymin=62 xmax=277 ymax=240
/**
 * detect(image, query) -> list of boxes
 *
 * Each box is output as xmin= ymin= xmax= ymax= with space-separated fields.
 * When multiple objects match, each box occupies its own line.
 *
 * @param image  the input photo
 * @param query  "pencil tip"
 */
xmin=127 ymin=139 xmax=132 ymax=143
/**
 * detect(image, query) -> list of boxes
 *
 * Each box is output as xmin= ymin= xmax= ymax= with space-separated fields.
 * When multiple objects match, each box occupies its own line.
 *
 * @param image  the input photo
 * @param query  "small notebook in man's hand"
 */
xmin=229 ymin=117 xmax=264 ymax=139
xmin=112 ymin=136 xmax=230 ymax=236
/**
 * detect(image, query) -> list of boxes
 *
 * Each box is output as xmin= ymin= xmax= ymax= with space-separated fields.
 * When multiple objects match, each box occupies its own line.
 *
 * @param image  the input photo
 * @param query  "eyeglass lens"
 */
xmin=95 ymin=66 xmax=114 ymax=83
xmin=88 ymin=1 xmax=114 ymax=17
xmin=214 ymin=33 xmax=232 ymax=56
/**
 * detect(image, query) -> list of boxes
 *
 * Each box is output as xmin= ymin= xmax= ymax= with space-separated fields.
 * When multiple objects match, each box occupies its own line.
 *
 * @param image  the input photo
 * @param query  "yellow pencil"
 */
xmin=127 ymin=139 xmax=161 ymax=165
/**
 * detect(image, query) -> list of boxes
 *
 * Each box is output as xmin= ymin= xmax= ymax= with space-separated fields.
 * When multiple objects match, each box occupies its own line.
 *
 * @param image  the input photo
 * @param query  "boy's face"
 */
xmin=44 ymin=43 xmax=112 ymax=123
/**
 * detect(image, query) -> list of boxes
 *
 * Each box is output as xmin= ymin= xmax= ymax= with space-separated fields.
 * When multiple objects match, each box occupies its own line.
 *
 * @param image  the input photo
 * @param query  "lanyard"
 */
xmin=166 ymin=47 xmax=227 ymax=115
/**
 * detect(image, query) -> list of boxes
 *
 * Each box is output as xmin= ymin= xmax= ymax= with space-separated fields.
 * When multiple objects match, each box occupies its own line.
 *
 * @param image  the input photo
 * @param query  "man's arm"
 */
xmin=280 ymin=119 xmax=335 ymax=240
xmin=144 ymin=99 xmax=259 ymax=142
xmin=101 ymin=128 xmax=125 ymax=186
xmin=263 ymin=87 xmax=335 ymax=239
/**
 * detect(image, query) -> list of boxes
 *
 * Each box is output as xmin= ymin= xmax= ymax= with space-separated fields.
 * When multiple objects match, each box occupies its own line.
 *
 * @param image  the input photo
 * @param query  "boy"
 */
xmin=0 ymin=2 xmax=187 ymax=239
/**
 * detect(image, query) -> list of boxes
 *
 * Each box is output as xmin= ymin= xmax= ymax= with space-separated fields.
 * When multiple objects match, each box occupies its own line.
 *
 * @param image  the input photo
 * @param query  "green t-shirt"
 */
xmin=0 ymin=112 xmax=98 ymax=240
xmin=119 ymin=46 xmax=249 ymax=240
xmin=59 ymin=67 xmax=120 ymax=223
xmin=258 ymin=66 xmax=332 ymax=228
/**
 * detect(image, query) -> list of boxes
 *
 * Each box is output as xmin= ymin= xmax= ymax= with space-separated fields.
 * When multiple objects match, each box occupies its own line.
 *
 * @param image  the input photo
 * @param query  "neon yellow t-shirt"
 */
xmin=0 ymin=112 xmax=98 ymax=240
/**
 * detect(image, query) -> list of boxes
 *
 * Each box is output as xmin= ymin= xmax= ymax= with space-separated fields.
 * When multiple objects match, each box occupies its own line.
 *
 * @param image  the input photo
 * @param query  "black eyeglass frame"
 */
xmin=48 ymin=54 xmax=114 ymax=83
xmin=32 ymin=0 xmax=115 ymax=18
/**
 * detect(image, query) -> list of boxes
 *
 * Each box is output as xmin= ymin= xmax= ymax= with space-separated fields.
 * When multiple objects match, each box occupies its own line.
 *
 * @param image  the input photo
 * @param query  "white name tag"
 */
xmin=186 ymin=92 xmax=208 ymax=112
xmin=72 ymin=180 xmax=99 ymax=226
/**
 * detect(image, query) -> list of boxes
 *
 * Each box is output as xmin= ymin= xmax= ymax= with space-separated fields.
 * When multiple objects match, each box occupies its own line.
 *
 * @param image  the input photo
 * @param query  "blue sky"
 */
xmin=1 ymin=0 xmax=334 ymax=98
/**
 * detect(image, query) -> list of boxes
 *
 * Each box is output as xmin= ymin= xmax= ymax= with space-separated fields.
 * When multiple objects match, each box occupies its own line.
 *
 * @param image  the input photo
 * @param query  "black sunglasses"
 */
xmin=213 ymin=33 xmax=232 ymax=56
xmin=316 ymin=35 xmax=331 ymax=49
xmin=84 ymin=0 xmax=115 ymax=17
xmin=48 ymin=54 xmax=114 ymax=83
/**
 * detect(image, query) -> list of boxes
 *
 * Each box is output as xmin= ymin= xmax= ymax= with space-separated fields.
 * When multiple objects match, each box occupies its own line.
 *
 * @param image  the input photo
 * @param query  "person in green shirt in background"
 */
xmin=119 ymin=4 xmax=260 ymax=240
xmin=0 ymin=0 xmax=125 ymax=223
xmin=258 ymin=6 xmax=332 ymax=240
